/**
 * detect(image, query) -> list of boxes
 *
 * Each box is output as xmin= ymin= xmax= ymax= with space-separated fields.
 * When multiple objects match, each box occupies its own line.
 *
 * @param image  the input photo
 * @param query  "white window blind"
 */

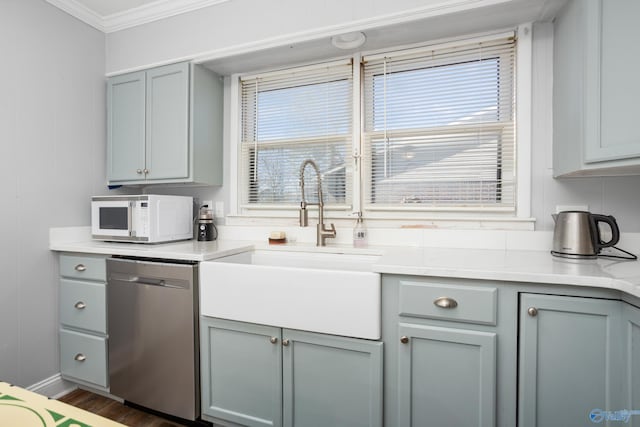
xmin=239 ymin=60 xmax=353 ymax=210
xmin=362 ymin=34 xmax=516 ymax=211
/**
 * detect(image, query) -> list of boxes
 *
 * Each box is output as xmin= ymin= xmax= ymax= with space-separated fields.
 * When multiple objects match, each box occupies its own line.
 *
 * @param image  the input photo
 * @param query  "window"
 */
xmin=239 ymin=60 xmax=353 ymax=211
xmin=236 ymin=32 xmax=520 ymax=218
xmin=362 ymin=34 xmax=516 ymax=211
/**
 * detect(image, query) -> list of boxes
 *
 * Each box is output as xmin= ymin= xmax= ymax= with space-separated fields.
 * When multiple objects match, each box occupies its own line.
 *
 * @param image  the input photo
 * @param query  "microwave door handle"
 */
xmin=128 ymin=201 xmax=134 ymax=237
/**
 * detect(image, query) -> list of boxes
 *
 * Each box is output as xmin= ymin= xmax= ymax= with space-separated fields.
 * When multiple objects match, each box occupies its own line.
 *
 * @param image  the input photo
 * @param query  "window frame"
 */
xmin=228 ymin=25 xmax=532 ymax=225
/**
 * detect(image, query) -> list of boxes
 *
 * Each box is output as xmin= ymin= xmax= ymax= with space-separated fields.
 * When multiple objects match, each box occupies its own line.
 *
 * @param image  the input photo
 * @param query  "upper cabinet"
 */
xmin=553 ymin=0 xmax=640 ymax=177
xmin=107 ymin=62 xmax=223 ymax=186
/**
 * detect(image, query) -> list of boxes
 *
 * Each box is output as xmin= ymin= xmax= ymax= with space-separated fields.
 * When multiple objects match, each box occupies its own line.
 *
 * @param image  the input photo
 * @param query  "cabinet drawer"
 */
xmin=399 ymin=281 xmax=497 ymax=325
xmin=60 ymin=254 xmax=106 ymax=282
xmin=60 ymin=279 xmax=106 ymax=334
xmin=60 ymin=329 xmax=108 ymax=388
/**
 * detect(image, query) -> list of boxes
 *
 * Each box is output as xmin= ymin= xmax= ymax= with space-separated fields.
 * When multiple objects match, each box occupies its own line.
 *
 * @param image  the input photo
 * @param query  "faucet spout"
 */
xmin=299 ymin=159 xmax=336 ymax=246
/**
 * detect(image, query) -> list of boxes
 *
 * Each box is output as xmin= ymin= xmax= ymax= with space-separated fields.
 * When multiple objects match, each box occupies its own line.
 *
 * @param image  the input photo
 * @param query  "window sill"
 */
xmin=224 ymin=213 xmax=535 ymax=231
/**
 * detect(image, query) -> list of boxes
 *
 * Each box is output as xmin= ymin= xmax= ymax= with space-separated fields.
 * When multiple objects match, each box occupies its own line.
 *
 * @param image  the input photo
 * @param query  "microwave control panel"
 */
xmin=132 ymin=201 xmax=149 ymax=238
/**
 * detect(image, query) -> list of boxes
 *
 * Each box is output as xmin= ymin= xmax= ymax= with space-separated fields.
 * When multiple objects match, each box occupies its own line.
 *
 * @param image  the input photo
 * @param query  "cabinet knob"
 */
xmin=282 ymin=339 xmax=290 ymax=347
xmin=400 ymin=336 xmax=409 ymax=344
xmin=74 ymin=301 xmax=86 ymax=310
xmin=270 ymin=336 xmax=278 ymax=344
xmin=74 ymin=353 xmax=86 ymax=362
xmin=433 ymin=297 xmax=458 ymax=309
xmin=136 ymin=169 xmax=143 ymax=174
xmin=74 ymin=264 xmax=86 ymax=272
xmin=527 ymin=307 xmax=538 ymax=317
xmin=143 ymin=168 xmax=149 ymax=174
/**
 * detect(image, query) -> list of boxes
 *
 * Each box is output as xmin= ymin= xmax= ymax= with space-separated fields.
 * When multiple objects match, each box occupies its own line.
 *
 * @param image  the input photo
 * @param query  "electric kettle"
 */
xmin=551 ymin=211 xmax=619 ymax=259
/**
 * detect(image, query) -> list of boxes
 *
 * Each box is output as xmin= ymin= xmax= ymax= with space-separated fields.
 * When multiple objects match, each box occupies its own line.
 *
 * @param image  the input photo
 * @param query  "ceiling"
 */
xmin=45 ymin=0 xmax=230 ymax=33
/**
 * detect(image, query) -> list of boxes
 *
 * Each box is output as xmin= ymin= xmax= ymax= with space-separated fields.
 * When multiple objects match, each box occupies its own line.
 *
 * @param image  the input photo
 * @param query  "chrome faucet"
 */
xmin=299 ymin=159 xmax=336 ymax=246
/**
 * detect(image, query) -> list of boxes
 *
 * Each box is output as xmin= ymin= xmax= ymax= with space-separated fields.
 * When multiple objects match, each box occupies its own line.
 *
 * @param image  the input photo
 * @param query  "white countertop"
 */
xmin=49 ymin=227 xmax=640 ymax=298
xmin=375 ymin=246 xmax=640 ymax=297
xmin=49 ymin=232 xmax=254 ymax=261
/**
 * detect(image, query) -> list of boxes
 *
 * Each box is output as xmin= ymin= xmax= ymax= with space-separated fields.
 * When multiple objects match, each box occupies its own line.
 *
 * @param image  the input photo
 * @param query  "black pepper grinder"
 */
xmin=197 ymin=206 xmax=216 ymax=241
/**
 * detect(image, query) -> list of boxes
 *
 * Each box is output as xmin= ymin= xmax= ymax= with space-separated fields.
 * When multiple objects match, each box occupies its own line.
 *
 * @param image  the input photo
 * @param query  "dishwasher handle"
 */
xmin=110 ymin=273 xmax=188 ymax=290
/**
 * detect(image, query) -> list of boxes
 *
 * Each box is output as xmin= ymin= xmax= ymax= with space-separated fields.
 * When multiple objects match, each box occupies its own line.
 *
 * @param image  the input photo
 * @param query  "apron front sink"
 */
xmin=200 ymin=250 xmax=381 ymax=339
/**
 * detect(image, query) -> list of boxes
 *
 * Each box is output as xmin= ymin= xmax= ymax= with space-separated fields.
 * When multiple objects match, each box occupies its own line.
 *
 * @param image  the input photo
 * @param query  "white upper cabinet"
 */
xmin=553 ymin=0 xmax=640 ymax=177
xmin=107 ymin=62 xmax=223 ymax=186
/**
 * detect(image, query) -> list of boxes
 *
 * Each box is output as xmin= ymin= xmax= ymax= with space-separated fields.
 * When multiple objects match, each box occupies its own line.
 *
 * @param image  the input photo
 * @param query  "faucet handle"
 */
xmin=318 ymin=222 xmax=337 ymax=246
xmin=326 ymin=223 xmax=336 ymax=236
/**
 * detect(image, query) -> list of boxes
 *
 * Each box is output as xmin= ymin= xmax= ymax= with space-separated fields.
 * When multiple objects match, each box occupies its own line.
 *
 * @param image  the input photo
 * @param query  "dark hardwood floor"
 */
xmin=58 ymin=389 xmax=189 ymax=427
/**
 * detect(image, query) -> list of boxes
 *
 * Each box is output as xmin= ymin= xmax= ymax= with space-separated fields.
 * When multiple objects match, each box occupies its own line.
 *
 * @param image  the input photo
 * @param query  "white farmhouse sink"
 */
xmin=200 ymin=250 xmax=381 ymax=339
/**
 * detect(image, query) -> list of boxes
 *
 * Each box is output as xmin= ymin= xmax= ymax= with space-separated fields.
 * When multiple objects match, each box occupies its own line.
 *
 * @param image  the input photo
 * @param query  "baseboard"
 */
xmin=27 ymin=373 xmax=77 ymax=399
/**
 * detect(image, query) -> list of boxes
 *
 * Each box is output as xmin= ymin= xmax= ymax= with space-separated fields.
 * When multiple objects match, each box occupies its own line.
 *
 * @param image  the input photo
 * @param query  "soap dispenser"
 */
xmin=353 ymin=212 xmax=368 ymax=248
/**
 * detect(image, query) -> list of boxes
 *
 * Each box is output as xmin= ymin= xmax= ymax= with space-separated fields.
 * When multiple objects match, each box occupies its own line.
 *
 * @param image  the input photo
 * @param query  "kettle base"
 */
xmin=551 ymin=250 xmax=597 ymax=260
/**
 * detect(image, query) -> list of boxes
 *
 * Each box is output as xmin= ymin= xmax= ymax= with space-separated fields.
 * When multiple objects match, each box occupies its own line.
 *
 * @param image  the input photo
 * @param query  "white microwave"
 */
xmin=91 ymin=195 xmax=193 ymax=243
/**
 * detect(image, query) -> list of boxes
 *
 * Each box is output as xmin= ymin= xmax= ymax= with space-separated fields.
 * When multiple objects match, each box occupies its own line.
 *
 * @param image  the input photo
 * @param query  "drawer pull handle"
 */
xmin=434 ymin=297 xmax=458 ymax=309
xmin=270 ymin=337 xmax=278 ymax=344
xmin=74 ymin=264 xmax=86 ymax=272
xmin=400 ymin=336 xmax=409 ymax=344
xmin=74 ymin=301 xmax=86 ymax=310
xmin=282 ymin=339 xmax=290 ymax=347
xmin=527 ymin=307 xmax=538 ymax=317
xmin=74 ymin=353 xmax=86 ymax=362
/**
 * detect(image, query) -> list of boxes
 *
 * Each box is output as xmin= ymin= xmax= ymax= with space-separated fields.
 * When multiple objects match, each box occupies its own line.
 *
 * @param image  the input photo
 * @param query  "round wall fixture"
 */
xmin=331 ymin=32 xmax=366 ymax=49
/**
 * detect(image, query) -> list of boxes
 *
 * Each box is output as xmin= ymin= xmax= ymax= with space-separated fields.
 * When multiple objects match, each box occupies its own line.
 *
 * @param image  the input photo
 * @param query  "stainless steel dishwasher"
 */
xmin=107 ymin=256 xmax=199 ymax=421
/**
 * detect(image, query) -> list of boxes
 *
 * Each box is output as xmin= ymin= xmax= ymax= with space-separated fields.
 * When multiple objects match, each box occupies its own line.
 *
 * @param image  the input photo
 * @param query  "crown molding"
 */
xmin=46 ymin=0 xmax=231 ymax=33
xmin=103 ymin=0 xmax=231 ymax=33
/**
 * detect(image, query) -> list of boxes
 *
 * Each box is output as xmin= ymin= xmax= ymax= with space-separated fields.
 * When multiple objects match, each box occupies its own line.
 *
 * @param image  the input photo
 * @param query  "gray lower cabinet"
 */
xmin=200 ymin=317 xmax=383 ymax=427
xmin=282 ymin=329 xmax=383 ymax=427
xmin=623 ymin=302 xmax=640 ymax=426
xmin=383 ymin=275 xmax=640 ymax=427
xmin=200 ymin=318 xmax=282 ymax=427
xmin=518 ymin=293 xmax=624 ymax=427
xmin=397 ymin=323 xmax=496 ymax=427
xmin=383 ymin=275 xmax=514 ymax=427
xmin=58 ymin=253 xmax=109 ymax=389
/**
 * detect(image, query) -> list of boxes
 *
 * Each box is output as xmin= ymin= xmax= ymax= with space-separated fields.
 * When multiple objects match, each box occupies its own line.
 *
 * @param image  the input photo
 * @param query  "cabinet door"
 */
xmin=519 ymin=294 xmax=623 ymax=427
xmin=200 ymin=317 xmax=282 ymax=427
xmin=107 ymin=71 xmax=146 ymax=182
xmin=585 ymin=0 xmax=640 ymax=162
xmin=623 ymin=302 xmax=640 ymax=426
xmin=145 ymin=62 xmax=189 ymax=181
xmin=397 ymin=323 xmax=496 ymax=427
xmin=282 ymin=330 xmax=383 ymax=427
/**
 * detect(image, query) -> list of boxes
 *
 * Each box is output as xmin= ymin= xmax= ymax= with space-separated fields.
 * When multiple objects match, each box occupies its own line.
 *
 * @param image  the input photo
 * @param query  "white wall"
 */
xmin=108 ymin=2 xmax=640 ymax=233
xmin=0 ymin=0 xmax=106 ymax=387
